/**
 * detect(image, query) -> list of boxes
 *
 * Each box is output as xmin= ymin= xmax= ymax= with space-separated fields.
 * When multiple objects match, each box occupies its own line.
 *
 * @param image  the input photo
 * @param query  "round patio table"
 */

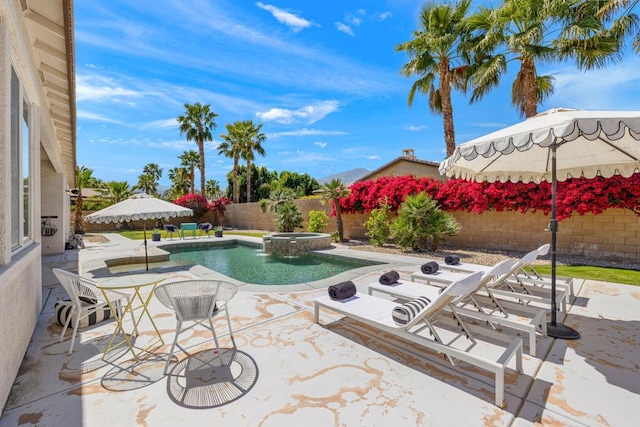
xmin=97 ymin=273 xmax=165 ymax=360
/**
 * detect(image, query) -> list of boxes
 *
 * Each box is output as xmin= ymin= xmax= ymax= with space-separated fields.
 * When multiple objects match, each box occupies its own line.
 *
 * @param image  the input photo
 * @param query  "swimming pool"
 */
xmin=167 ymin=242 xmax=381 ymax=285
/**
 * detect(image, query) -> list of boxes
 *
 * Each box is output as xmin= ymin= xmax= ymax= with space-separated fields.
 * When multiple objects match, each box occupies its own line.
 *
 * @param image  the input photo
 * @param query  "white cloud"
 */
xmin=547 ymin=60 xmax=640 ymax=111
xmin=404 ymin=125 xmax=428 ymax=131
xmin=76 ymin=75 xmax=143 ymax=101
xmin=269 ymin=128 xmax=348 ymax=138
xmin=366 ymin=155 xmax=381 ymax=160
xmin=77 ymin=110 xmax=125 ymax=124
xmin=275 ymin=150 xmax=336 ymax=163
xmin=257 ymin=100 xmax=339 ymax=124
xmin=379 ymin=11 xmax=392 ymax=20
xmin=335 ymin=22 xmax=355 ymax=36
xmin=314 ymin=141 xmax=327 ymax=148
xmin=140 ymin=118 xmax=178 ymax=130
xmin=256 ymin=2 xmax=313 ymax=32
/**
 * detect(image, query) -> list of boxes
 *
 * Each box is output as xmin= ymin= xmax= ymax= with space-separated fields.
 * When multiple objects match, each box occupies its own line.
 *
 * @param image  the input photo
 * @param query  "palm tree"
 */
xmin=315 ymin=179 xmax=351 ymax=242
xmin=99 ymin=181 xmax=134 ymax=204
xmin=556 ymin=0 xmax=639 ymax=69
xmin=167 ymin=166 xmax=190 ymax=196
xmin=240 ymin=121 xmax=267 ymax=203
xmin=177 ymin=102 xmax=218 ymax=194
xmin=218 ymin=121 xmax=245 ymax=204
xmin=142 ymin=163 xmax=163 ymax=183
xmin=179 ymin=150 xmax=200 ymax=193
xmin=72 ymin=166 xmax=98 ymax=234
xmin=205 ymin=179 xmax=221 ymax=200
xmin=396 ymin=0 xmax=473 ymax=156
xmin=466 ymin=0 xmax=633 ymax=118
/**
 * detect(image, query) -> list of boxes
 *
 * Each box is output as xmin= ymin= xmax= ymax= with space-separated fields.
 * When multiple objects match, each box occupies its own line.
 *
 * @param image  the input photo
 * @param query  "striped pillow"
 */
xmin=392 ymin=296 xmax=431 ymax=326
xmin=54 ymin=298 xmax=113 ymax=328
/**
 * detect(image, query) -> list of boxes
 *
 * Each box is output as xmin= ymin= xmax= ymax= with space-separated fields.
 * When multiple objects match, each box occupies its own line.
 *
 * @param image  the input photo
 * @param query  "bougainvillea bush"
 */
xmin=175 ymin=193 xmax=209 ymax=220
xmin=340 ymin=173 xmax=640 ymax=221
xmin=209 ymin=196 xmax=232 ymax=215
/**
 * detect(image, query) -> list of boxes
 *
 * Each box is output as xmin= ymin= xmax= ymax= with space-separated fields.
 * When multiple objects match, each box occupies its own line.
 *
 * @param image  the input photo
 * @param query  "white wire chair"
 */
xmin=154 ymin=280 xmax=238 ymax=374
xmin=52 ymin=268 xmax=133 ymax=354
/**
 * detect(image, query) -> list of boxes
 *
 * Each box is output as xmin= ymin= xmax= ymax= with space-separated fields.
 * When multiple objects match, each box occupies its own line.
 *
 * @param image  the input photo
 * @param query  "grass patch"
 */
xmin=111 ymin=230 xmax=266 ymax=240
xmin=533 ymin=265 xmax=640 ymax=286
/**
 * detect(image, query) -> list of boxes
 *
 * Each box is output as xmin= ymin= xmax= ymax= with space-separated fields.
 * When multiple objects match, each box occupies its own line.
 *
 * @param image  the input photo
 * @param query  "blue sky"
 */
xmin=75 ymin=0 xmax=640 ymax=189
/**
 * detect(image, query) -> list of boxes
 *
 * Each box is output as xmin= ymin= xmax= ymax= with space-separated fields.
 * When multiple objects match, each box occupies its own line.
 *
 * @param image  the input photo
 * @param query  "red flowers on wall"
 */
xmin=340 ymin=174 xmax=640 ymax=220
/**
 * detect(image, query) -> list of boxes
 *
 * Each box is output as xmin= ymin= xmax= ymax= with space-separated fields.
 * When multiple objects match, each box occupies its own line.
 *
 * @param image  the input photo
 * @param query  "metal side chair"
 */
xmin=52 ymin=268 xmax=134 ymax=354
xmin=154 ymin=280 xmax=238 ymax=375
xmin=163 ymin=224 xmax=178 ymax=240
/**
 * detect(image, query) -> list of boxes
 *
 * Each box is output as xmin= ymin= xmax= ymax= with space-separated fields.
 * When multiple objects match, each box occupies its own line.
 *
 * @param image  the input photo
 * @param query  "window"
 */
xmin=10 ymin=66 xmax=31 ymax=250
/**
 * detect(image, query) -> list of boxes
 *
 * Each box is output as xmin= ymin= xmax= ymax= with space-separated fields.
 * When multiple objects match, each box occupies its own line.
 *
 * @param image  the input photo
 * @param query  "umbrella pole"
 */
xmin=143 ymin=223 xmax=149 ymax=271
xmin=547 ymin=145 xmax=580 ymax=339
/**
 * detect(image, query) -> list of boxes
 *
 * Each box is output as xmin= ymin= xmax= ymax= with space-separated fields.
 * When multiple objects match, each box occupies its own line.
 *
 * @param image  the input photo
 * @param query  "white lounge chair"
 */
xmin=411 ymin=244 xmax=570 ymax=314
xmin=314 ymin=271 xmax=523 ymax=407
xmin=369 ymin=259 xmax=548 ymax=356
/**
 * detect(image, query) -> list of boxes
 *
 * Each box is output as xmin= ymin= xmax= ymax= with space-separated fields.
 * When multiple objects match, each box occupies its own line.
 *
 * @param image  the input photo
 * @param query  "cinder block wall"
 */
xmin=228 ymin=202 xmax=639 ymax=261
xmin=84 ymin=200 xmax=639 ymax=261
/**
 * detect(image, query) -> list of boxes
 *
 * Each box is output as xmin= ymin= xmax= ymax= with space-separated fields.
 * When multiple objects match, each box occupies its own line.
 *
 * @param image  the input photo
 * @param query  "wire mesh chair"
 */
xmin=52 ymin=268 xmax=134 ymax=354
xmin=198 ymin=222 xmax=213 ymax=237
xmin=154 ymin=280 xmax=238 ymax=374
xmin=163 ymin=224 xmax=178 ymax=240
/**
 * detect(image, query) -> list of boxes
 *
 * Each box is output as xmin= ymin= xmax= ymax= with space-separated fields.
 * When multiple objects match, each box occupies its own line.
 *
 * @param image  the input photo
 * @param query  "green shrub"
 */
xmin=276 ymin=202 xmax=303 ymax=232
xmin=390 ymin=193 xmax=461 ymax=251
xmin=364 ymin=202 xmax=391 ymax=246
xmin=307 ymin=210 xmax=329 ymax=232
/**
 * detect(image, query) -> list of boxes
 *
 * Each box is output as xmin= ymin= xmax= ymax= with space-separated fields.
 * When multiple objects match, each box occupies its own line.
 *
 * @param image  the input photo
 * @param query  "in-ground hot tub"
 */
xmin=263 ymin=232 xmax=332 ymax=256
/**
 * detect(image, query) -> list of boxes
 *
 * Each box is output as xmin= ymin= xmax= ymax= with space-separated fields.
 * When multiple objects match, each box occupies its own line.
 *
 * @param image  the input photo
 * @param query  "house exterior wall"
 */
xmin=362 ymin=159 xmax=442 ymax=181
xmin=0 ymin=3 xmax=72 ymax=413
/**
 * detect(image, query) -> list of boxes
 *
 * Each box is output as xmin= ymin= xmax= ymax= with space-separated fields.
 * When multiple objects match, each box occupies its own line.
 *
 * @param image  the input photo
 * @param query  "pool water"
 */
xmin=168 ymin=243 xmax=379 ymax=285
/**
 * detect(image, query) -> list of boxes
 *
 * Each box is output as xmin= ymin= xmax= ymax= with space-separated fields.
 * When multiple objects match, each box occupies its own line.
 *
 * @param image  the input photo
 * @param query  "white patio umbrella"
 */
xmin=439 ymin=108 xmax=640 ymax=339
xmin=84 ymin=193 xmax=193 ymax=270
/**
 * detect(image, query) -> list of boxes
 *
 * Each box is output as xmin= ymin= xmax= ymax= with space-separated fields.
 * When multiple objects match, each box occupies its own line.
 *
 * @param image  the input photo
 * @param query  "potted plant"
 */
xmin=214 ymin=226 xmax=223 ymax=238
xmin=151 ymin=228 xmax=162 ymax=242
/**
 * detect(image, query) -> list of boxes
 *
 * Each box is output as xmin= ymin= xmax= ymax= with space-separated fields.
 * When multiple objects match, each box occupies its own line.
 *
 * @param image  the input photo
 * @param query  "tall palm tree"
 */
xmin=315 ymin=179 xmax=351 ymax=242
xmin=99 ymin=181 xmax=134 ymax=204
xmin=177 ymin=102 xmax=218 ymax=194
xmin=179 ymin=150 xmax=200 ymax=193
xmin=142 ymin=163 xmax=163 ymax=183
xmin=135 ymin=172 xmax=158 ymax=195
xmin=218 ymin=121 xmax=245 ymax=204
xmin=556 ymin=0 xmax=639 ymax=69
xmin=167 ymin=166 xmax=190 ymax=197
xmin=240 ymin=121 xmax=266 ymax=203
xmin=466 ymin=0 xmax=632 ymax=118
xmin=396 ymin=0 xmax=473 ymax=156
xmin=205 ymin=179 xmax=221 ymax=200
xmin=72 ymin=166 xmax=98 ymax=234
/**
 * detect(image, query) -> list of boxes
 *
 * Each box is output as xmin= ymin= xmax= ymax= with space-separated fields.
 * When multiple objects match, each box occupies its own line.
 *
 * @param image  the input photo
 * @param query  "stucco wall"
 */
xmin=0 ymin=246 xmax=42 ymax=413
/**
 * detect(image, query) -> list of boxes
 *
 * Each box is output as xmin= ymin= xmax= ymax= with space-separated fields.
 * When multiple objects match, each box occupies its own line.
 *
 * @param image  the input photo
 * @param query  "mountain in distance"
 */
xmin=317 ymin=168 xmax=370 ymax=185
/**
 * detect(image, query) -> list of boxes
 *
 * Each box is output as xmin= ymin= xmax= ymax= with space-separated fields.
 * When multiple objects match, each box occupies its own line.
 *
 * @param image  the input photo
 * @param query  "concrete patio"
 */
xmin=1 ymin=234 xmax=639 ymax=426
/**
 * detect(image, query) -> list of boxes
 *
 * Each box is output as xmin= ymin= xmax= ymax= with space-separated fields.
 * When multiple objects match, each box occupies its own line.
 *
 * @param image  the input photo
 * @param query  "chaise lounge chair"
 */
xmin=411 ymin=244 xmax=571 ymax=314
xmin=314 ymin=271 xmax=523 ymax=407
xmin=369 ymin=259 xmax=548 ymax=356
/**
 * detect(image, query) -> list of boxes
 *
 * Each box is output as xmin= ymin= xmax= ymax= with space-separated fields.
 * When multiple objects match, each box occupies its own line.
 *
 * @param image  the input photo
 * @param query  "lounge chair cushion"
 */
xmin=54 ymin=297 xmax=113 ymax=328
xmin=392 ymin=296 xmax=431 ymax=326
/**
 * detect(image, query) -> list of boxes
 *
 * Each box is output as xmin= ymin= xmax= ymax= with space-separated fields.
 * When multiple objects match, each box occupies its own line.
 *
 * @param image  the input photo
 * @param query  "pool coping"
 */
xmin=81 ymin=235 xmax=422 ymax=292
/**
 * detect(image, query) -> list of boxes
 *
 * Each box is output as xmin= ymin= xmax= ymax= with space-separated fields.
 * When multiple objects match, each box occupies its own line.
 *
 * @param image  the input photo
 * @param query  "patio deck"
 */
xmin=1 ymin=235 xmax=639 ymax=426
